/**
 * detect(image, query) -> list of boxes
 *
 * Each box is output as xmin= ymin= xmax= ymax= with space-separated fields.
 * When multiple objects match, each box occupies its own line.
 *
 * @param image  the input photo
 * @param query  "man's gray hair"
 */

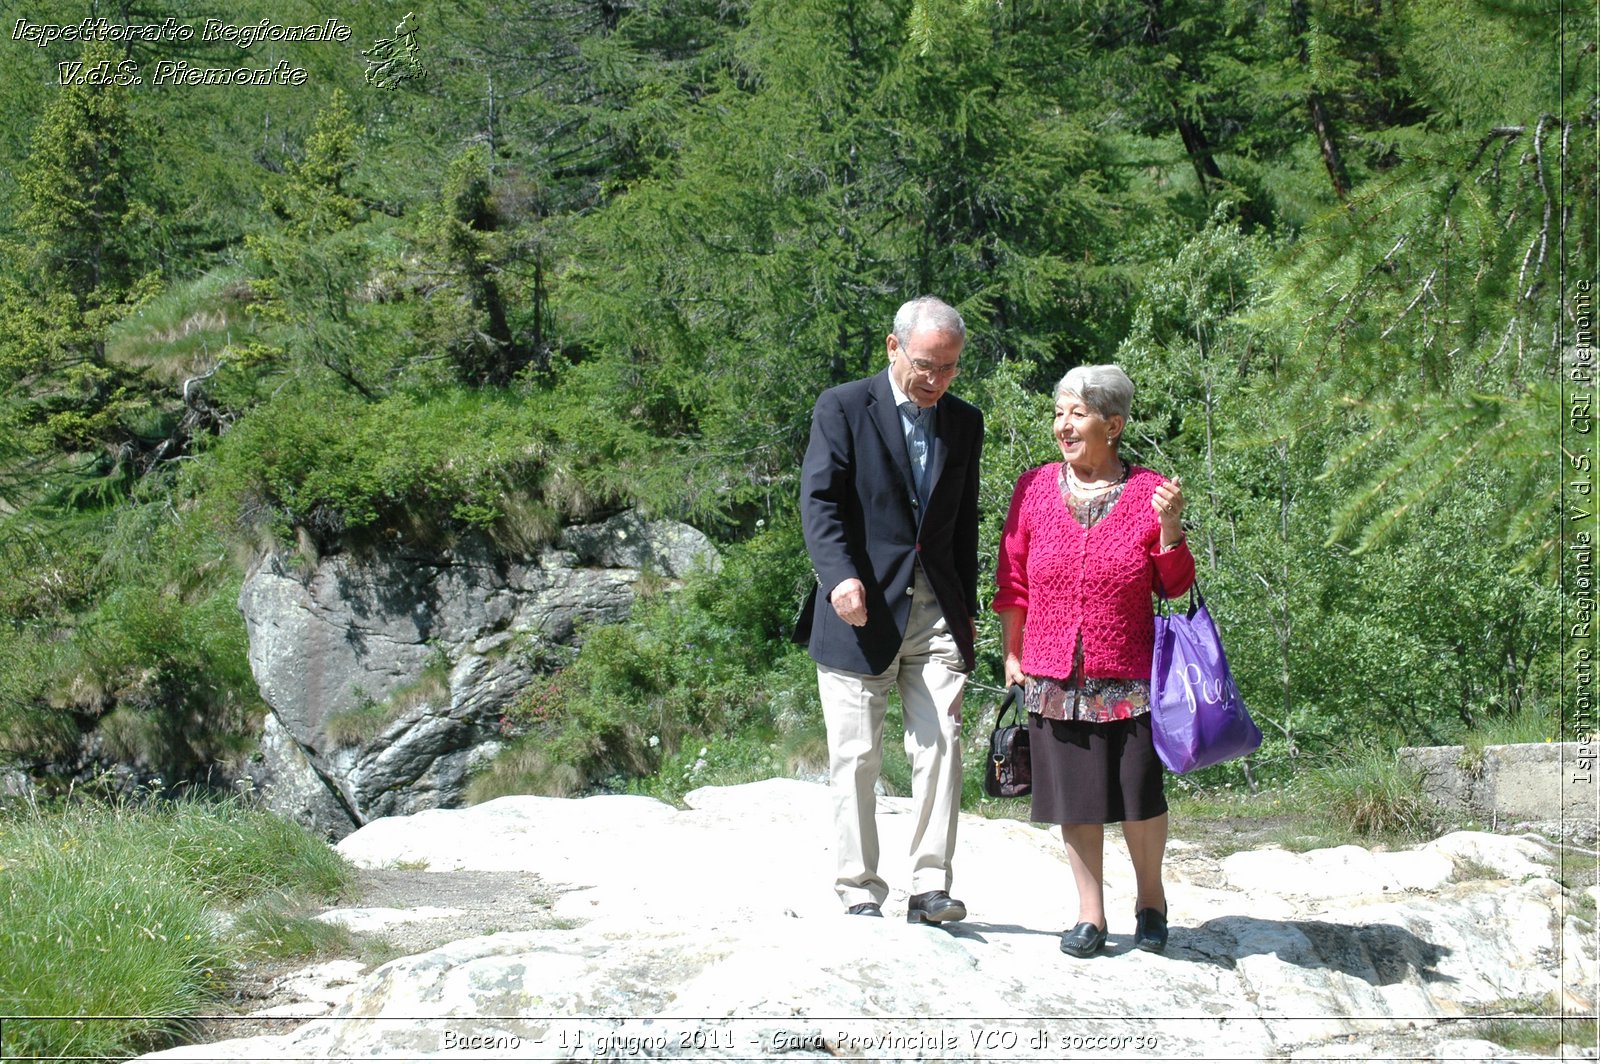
xmin=892 ymin=296 xmax=966 ymax=345
xmin=1056 ymin=364 xmax=1134 ymax=421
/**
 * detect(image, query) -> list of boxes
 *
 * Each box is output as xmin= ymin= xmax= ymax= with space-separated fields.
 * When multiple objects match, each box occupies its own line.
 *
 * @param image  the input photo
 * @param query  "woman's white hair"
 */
xmin=1056 ymin=364 xmax=1134 ymax=421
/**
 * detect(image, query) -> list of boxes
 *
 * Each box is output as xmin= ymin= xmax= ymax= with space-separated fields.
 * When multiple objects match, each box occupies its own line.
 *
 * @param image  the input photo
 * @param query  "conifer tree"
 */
xmin=1265 ymin=99 xmax=1594 ymax=568
xmin=0 ymin=42 xmax=158 ymax=482
xmin=415 ymin=147 xmax=538 ymax=386
xmin=243 ymin=91 xmax=386 ymax=399
xmin=556 ymin=0 xmax=1133 ymax=521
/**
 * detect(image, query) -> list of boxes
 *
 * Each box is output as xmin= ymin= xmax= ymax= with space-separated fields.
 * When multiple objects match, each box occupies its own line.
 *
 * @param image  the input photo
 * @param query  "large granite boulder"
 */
xmin=237 ymin=512 xmax=718 ymax=837
xmin=139 ymin=779 xmax=1596 ymax=1062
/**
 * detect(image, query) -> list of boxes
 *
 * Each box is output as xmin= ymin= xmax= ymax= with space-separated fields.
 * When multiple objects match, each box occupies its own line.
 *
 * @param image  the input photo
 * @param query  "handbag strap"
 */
xmin=995 ymin=683 xmax=1025 ymax=727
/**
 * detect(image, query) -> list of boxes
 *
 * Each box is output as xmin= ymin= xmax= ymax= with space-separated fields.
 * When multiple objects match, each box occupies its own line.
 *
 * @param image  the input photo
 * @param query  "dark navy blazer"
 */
xmin=795 ymin=370 xmax=983 ymax=675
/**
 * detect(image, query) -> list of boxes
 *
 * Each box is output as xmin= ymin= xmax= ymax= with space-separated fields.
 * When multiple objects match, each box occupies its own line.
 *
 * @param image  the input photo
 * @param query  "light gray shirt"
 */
xmin=888 ymin=375 xmax=936 ymax=510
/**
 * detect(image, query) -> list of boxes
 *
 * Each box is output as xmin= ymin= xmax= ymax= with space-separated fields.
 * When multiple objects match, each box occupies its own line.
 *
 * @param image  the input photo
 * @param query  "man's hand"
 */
xmin=829 ymin=578 xmax=868 ymax=626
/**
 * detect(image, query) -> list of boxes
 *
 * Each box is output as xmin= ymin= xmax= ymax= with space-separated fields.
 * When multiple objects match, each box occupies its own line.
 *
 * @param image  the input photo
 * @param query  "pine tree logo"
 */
xmin=362 ymin=12 xmax=425 ymax=89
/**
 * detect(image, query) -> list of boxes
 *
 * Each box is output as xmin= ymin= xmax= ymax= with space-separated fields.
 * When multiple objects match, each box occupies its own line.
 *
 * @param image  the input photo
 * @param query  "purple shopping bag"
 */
xmin=1150 ymin=586 xmax=1262 ymax=774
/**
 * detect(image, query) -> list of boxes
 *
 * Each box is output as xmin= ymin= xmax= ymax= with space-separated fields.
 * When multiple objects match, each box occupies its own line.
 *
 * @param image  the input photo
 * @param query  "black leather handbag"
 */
xmin=983 ymin=684 xmax=1031 ymax=798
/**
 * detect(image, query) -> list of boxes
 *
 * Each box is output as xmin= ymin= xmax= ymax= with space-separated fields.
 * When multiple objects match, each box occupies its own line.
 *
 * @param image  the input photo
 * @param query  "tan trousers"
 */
xmin=817 ymin=566 xmax=967 ymax=906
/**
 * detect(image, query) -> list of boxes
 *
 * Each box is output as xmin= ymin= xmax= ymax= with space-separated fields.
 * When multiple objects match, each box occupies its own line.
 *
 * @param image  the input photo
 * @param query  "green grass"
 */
xmin=1167 ymin=783 xmax=1307 ymax=819
xmin=323 ymin=664 xmax=450 ymax=747
xmin=105 ymin=266 xmax=262 ymax=386
xmin=154 ymin=797 xmax=351 ymax=901
xmin=0 ymin=795 xmax=353 ymax=1061
xmin=232 ymin=898 xmax=357 ymax=960
xmin=1460 ymin=704 xmax=1560 ymax=773
xmin=1292 ymin=747 xmax=1444 ymax=845
xmin=1477 ymin=1017 xmax=1598 ymax=1054
xmin=323 ymin=696 xmax=406 ymax=747
xmin=1449 ymin=857 xmax=1507 ymax=883
xmin=1163 ymin=779 xmax=1330 ymax=854
xmin=466 ymin=740 xmax=587 ymax=801
xmin=1474 ymin=997 xmax=1597 ymax=1055
xmin=0 ymin=828 xmax=228 ymax=1059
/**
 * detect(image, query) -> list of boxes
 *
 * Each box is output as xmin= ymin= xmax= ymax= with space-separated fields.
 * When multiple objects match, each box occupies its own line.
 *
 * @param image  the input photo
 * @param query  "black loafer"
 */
xmin=906 ymin=890 xmax=967 ymax=924
xmin=1059 ymin=921 xmax=1107 ymax=957
xmin=846 ymin=902 xmax=882 ymax=917
xmin=1134 ymin=907 xmax=1168 ymax=953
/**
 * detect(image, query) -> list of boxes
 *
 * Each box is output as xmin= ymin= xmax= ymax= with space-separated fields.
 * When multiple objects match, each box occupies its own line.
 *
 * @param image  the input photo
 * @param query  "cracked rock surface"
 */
xmin=236 ymin=514 xmax=719 ymax=838
xmin=140 ymin=779 xmax=1596 ymax=1062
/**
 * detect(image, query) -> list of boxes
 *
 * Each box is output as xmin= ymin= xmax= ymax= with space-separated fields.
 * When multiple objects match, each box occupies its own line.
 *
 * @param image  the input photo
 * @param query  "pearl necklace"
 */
xmin=1065 ymin=459 xmax=1127 ymax=498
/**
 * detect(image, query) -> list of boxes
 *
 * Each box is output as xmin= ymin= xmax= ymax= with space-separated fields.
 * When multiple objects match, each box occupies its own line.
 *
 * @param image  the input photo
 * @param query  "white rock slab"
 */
xmin=138 ymin=780 xmax=1591 ymax=1063
xmin=273 ymin=958 xmax=368 ymax=1009
xmin=1423 ymin=831 xmax=1555 ymax=881
xmin=1222 ymin=843 xmax=1455 ymax=899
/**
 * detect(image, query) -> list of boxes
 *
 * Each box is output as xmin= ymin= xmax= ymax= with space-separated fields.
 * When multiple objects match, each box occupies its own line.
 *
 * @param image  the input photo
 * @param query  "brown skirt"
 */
xmin=1027 ymin=713 xmax=1167 ymax=825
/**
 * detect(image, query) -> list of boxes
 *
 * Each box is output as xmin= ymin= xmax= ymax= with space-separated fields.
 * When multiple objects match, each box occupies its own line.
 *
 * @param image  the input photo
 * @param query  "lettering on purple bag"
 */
xmin=1180 ymin=662 xmax=1225 ymax=712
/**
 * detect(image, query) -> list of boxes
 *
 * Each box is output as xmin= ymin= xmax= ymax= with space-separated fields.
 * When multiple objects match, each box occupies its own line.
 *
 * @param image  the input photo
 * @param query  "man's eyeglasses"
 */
xmin=905 ymin=357 xmax=961 ymax=379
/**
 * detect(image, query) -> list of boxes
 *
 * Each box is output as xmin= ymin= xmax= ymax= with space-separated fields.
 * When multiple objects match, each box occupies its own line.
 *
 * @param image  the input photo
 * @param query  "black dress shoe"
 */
xmin=1059 ymin=921 xmax=1107 ymax=957
xmin=906 ymin=890 xmax=967 ymax=924
xmin=846 ymin=902 xmax=883 ymax=917
xmin=1134 ymin=907 xmax=1168 ymax=953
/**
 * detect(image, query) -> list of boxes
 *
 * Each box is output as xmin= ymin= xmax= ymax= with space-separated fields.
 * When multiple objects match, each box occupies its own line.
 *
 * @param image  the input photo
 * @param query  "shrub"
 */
xmin=1298 ymin=747 xmax=1443 ymax=842
xmin=0 ymin=482 xmax=265 ymax=774
xmin=194 ymin=383 xmax=564 ymax=551
xmin=476 ymin=522 xmax=814 ymax=799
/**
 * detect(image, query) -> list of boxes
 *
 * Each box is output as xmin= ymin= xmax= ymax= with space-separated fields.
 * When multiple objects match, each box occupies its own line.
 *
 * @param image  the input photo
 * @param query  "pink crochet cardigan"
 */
xmin=994 ymin=463 xmax=1196 ymax=681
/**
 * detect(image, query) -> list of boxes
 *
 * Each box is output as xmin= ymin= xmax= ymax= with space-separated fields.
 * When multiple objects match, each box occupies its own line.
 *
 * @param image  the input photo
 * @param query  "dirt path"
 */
xmin=341 ymin=866 xmax=567 ymax=953
xmin=196 ymin=867 xmax=571 ymax=1043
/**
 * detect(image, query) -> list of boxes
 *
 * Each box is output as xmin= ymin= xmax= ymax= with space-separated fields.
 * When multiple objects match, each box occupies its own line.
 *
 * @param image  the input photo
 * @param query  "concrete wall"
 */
xmin=1398 ymin=742 xmax=1597 ymax=827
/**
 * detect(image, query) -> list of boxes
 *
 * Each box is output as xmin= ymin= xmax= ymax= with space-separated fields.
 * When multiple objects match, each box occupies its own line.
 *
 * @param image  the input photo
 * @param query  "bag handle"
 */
xmin=995 ymin=683 xmax=1025 ymax=727
xmin=1152 ymin=570 xmax=1202 ymax=617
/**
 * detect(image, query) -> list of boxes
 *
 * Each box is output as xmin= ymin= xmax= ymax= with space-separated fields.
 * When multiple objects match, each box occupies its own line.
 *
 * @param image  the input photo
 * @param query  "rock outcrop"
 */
xmin=141 ymin=779 xmax=1596 ymax=1062
xmin=237 ymin=512 xmax=719 ymax=837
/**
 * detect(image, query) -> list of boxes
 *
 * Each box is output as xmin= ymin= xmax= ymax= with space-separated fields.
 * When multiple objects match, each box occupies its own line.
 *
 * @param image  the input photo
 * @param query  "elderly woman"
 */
xmin=994 ymin=364 xmax=1194 ymax=958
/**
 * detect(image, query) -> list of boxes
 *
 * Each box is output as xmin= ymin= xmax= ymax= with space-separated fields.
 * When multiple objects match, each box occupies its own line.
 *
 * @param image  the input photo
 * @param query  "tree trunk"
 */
xmin=1290 ymin=1 xmax=1352 ymax=201
xmin=1144 ymin=1 xmax=1228 ymax=196
xmin=1172 ymin=106 xmax=1226 ymax=197
xmin=1307 ymin=93 xmax=1350 ymax=200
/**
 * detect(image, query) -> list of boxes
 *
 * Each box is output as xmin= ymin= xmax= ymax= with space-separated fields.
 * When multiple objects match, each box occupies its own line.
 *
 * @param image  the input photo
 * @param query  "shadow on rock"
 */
xmin=1177 ymin=915 xmax=1453 ymax=986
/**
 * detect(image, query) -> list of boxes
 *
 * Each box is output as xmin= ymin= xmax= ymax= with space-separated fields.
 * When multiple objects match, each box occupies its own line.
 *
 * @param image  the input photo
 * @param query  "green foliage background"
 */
xmin=0 ymin=0 xmax=1591 ymax=795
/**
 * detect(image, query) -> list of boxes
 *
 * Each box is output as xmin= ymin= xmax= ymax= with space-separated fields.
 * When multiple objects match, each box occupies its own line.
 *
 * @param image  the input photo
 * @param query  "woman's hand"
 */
xmin=997 ymin=607 xmax=1026 ymax=687
xmin=1152 ymin=474 xmax=1185 ymax=549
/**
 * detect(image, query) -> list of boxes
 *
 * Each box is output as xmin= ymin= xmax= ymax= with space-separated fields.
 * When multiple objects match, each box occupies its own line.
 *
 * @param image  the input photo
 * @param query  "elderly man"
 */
xmin=794 ymin=295 xmax=983 ymax=923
